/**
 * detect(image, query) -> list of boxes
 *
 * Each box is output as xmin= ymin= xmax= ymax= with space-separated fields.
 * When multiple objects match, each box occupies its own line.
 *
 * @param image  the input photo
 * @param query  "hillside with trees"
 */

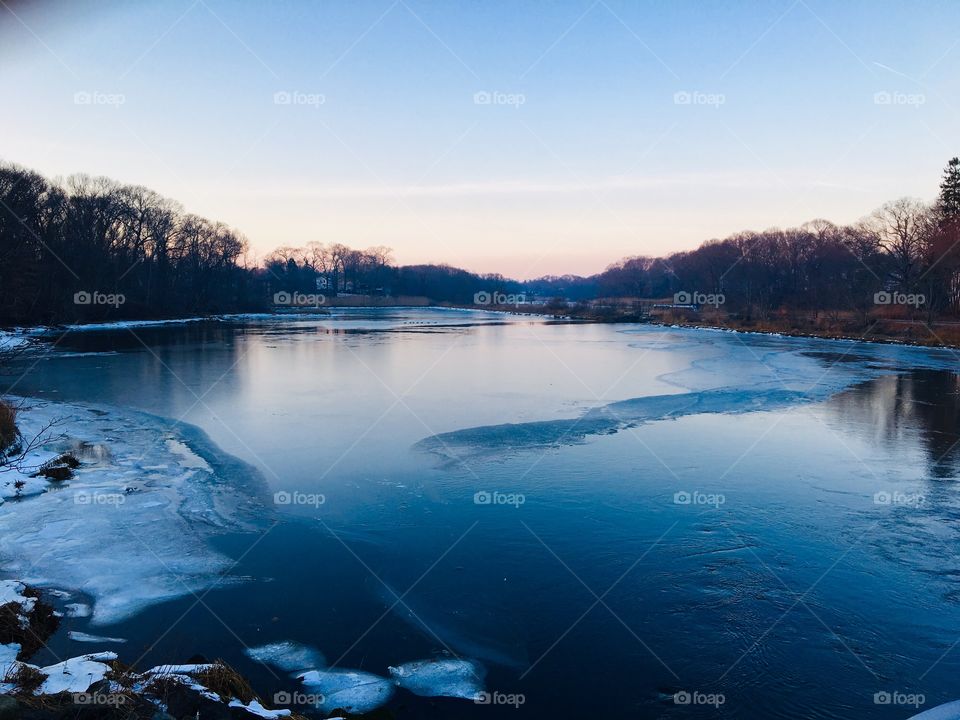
xmin=1 ymin=158 xmax=959 ymax=342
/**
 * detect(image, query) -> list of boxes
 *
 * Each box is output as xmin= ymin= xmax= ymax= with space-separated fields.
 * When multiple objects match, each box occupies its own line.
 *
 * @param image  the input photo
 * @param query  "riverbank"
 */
xmin=644 ymin=315 xmax=960 ymax=350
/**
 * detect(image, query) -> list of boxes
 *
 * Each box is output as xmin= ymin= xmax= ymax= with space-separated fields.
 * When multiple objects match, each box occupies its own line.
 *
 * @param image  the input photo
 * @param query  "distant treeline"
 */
xmin=1 ymin=159 xmax=959 ymax=325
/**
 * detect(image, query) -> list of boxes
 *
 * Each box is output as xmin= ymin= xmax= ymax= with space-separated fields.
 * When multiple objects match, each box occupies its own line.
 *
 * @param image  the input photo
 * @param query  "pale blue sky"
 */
xmin=1 ymin=0 xmax=957 ymax=277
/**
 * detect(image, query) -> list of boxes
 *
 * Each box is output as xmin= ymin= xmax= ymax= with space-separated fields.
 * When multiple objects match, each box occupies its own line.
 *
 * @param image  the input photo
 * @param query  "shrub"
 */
xmin=0 ymin=400 xmax=17 ymax=453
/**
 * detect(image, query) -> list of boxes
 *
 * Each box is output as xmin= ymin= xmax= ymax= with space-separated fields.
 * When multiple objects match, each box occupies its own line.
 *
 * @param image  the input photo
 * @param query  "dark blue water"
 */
xmin=9 ymin=309 xmax=960 ymax=719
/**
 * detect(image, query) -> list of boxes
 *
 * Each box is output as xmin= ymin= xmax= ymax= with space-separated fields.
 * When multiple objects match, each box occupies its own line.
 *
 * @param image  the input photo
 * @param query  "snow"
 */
xmin=0 ymin=642 xmax=20 ymax=679
xmin=388 ymin=657 xmax=485 ymax=700
xmin=65 ymin=603 xmax=91 ymax=618
xmin=229 ymin=698 xmax=292 ymax=718
xmin=0 ymin=579 xmax=36 ymax=628
xmin=165 ymin=439 xmax=213 ymax=472
xmin=68 ymin=631 xmax=127 ymax=643
xmin=244 ymin=641 xmax=326 ymax=673
xmin=0 ymin=329 xmax=32 ymax=351
xmin=0 ymin=398 xmax=267 ymax=625
xmin=145 ymin=664 xmax=215 ymax=675
xmin=298 ymin=668 xmax=395 ymax=714
xmin=35 ymin=651 xmax=117 ymax=694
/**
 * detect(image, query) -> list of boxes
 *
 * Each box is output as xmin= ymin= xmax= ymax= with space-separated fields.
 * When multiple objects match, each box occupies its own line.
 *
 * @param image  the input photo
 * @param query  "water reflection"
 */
xmin=827 ymin=370 xmax=960 ymax=478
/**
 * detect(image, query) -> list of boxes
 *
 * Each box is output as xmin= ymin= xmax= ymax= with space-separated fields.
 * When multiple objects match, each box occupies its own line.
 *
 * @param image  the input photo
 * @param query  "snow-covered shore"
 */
xmin=0 ymin=397 xmax=269 ymax=625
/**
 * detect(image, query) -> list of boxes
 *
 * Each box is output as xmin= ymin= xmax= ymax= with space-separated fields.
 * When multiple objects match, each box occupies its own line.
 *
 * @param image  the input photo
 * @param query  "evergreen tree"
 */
xmin=938 ymin=157 xmax=960 ymax=221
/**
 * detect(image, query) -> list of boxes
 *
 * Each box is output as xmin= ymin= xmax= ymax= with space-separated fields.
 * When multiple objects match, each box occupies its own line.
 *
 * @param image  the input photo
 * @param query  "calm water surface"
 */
xmin=9 ymin=308 xmax=960 ymax=719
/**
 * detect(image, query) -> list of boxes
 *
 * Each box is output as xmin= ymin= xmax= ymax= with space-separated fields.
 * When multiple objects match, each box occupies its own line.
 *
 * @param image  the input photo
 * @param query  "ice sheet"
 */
xmin=0 ymin=398 xmax=269 ymax=625
xmin=245 ymin=641 xmax=326 ymax=673
xmin=909 ymin=701 xmax=960 ymax=719
xmin=298 ymin=668 xmax=395 ymax=714
xmin=388 ymin=657 xmax=485 ymax=699
xmin=68 ymin=631 xmax=127 ymax=643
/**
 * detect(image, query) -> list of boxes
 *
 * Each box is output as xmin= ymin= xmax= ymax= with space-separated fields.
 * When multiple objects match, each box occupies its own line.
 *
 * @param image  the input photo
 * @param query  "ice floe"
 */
xmin=298 ymin=668 xmax=395 ymax=714
xmin=909 ymin=701 xmax=960 ymax=719
xmin=0 ymin=398 xmax=268 ymax=625
xmin=67 ymin=630 xmax=127 ymax=644
xmin=64 ymin=603 xmax=91 ymax=618
xmin=388 ymin=657 xmax=485 ymax=699
xmin=245 ymin=641 xmax=326 ymax=673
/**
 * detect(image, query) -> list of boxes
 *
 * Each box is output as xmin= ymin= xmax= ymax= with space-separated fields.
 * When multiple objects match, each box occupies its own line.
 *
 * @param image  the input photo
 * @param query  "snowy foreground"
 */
xmin=0 ymin=397 xmax=491 ymax=716
xmin=1 ymin=578 xmax=485 ymax=717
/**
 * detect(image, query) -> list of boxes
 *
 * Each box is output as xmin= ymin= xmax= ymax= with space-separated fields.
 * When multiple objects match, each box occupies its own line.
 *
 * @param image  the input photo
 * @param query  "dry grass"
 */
xmin=6 ymin=662 xmax=45 ymax=694
xmin=0 ymin=399 xmax=17 ymax=453
xmin=0 ymin=589 xmax=60 ymax=658
xmin=194 ymin=660 xmax=257 ymax=704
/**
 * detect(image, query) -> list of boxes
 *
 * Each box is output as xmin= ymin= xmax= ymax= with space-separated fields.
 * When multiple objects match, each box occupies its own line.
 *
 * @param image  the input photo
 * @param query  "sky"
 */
xmin=1 ymin=0 xmax=958 ymax=279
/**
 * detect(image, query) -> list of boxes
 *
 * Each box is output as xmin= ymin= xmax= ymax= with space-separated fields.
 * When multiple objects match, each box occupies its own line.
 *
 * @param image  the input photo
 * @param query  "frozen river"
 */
xmin=4 ymin=308 xmax=960 ymax=719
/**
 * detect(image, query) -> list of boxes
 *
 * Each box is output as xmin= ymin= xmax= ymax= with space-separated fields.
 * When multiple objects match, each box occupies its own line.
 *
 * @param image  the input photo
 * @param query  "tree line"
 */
xmin=0 ymin=158 xmax=958 ymax=325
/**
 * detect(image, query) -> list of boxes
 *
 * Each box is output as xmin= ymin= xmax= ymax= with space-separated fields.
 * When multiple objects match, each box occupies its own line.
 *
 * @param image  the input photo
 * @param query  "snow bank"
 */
xmin=35 ymin=651 xmax=118 ymax=694
xmin=0 ymin=398 xmax=268 ymax=625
